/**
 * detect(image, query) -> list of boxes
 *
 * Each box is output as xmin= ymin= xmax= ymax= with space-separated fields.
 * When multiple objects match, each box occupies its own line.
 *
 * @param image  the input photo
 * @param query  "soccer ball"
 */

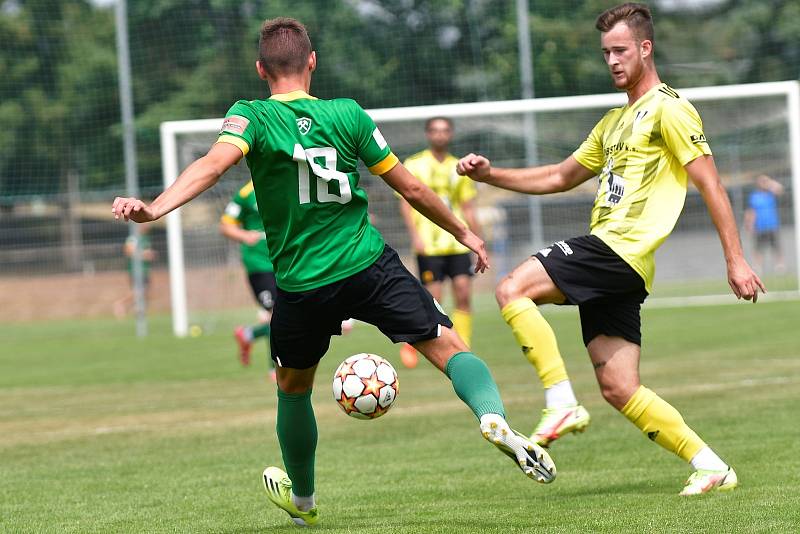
xmin=332 ymin=353 xmax=398 ymax=420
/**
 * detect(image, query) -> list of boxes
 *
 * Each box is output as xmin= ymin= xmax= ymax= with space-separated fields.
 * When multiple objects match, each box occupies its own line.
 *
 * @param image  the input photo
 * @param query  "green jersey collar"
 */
xmin=269 ymin=90 xmax=317 ymax=102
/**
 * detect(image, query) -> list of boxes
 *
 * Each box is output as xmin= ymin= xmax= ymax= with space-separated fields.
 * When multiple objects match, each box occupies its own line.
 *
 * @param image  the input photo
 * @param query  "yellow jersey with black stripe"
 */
xmin=573 ymin=83 xmax=712 ymax=292
xmin=215 ymin=91 xmax=398 ymax=291
xmin=404 ymin=150 xmax=476 ymax=256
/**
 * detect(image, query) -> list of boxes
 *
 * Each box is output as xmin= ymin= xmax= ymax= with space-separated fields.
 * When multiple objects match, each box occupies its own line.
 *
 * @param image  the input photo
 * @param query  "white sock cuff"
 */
xmin=291 ymin=492 xmax=316 ymax=512
xmin=544 ymin=380 xmax=578 ymax=408
xmin=690 ymin=446 xmax=728 ymax=472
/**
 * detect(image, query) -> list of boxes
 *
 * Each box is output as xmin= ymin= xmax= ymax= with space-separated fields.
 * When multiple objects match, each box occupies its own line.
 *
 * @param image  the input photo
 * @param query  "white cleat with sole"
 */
xmin=481 ymin=419 xmax=557 ymax=484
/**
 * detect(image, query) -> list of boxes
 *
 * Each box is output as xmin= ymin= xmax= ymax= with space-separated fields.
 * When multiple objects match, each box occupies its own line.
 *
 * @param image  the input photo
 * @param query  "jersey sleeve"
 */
xmin=661 ymin=99 xmax=712 ymax=166
xmin=353 ymin=103 xmax=399 ymax=175
xmin=216 ymin=101 xmax=259 ymax=156
xmin=221 ymin=200 xmax=243 ymax=225
xmin=572 ymin=114 xmax=608 ymax=175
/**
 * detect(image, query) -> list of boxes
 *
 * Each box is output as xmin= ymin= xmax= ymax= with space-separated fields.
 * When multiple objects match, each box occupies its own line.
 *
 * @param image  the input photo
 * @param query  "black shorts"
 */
xmin=270 ymin=245 xmax=453 ymax=369
xmin=247 ymin=272 xmax=277 ymax=311
xmin=534 ymin=235 xmax=648 ymax=346
xmin=417 ymin=253 xmax=472 ymax=284
xmin=754 ymin=231 xmax=779 ymax=251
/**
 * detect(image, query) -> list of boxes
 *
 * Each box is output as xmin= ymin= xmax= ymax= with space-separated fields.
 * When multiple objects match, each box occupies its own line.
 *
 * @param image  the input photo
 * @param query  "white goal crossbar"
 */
xmin=161 ymin=81 xmax=800 ymax=337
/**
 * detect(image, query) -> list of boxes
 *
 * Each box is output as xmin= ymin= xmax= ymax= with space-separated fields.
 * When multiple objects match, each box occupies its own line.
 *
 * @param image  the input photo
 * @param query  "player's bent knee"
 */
xmin=276 ymin=367 xmax=316 ymax=394
xmin=415 ymin=327 xmax=468 ymax=372
xmin=599 ymin=381 xmax=638 ymax=411
xmin=495 ymin=276 xmax=522 ymax=308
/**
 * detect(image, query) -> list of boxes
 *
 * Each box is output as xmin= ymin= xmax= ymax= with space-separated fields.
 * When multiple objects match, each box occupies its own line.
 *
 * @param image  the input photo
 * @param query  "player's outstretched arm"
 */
xmin=381 ymin=162 xmax=489 ymax=272
xmin=456 ymin=154 xmax=594 ymax=195
xmin=219 ymin=220 xmax=263 ymax=246
xmin=112 ymin=143 xmax=242 ymax=223
xmin=687 ymin=155 xmax=766 ymax=302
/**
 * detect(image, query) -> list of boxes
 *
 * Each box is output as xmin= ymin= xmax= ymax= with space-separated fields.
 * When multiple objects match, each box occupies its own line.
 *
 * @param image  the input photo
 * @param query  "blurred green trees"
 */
xmin=0 ymin=0 xmax=798 ymax=195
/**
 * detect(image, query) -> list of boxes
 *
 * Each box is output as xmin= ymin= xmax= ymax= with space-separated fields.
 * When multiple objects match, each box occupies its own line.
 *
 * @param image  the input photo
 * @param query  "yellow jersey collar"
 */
xmin=269 ymin=90 xmax=317 ymax=102
xmin=423 ymin=149 xmax=455 ymax=165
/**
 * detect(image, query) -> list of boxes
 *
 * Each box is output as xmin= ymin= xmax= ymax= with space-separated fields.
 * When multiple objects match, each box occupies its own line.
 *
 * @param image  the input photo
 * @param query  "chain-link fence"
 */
xmin=1 ymin=0 xmax=799 ymax=322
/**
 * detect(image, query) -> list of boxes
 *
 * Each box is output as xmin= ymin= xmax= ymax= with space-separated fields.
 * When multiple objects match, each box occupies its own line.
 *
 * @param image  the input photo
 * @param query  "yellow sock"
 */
xmin=451 ymin=309 xmax=472 ymax=348
xmin=500 ymin=298 xmax=568 ymax=388
xmin=621 ymin=385 xmax=706 ymax=462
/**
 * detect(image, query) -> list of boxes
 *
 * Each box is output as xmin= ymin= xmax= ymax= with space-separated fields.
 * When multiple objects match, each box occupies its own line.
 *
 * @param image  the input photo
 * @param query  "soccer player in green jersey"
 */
xmin=458 ymin=2 xmax=764 ymax=496
xmin=113 ymin=224 xmax=156 ymax=318
xmin=113 ymin=17 xmax=556 ymax=526
xmin=220 ymin=180 xmax=277 ymax=379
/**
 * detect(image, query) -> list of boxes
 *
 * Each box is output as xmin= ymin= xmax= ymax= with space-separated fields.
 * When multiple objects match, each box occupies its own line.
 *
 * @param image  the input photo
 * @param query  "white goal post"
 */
xmin=161 ymin=81 xmax=800 ymax=337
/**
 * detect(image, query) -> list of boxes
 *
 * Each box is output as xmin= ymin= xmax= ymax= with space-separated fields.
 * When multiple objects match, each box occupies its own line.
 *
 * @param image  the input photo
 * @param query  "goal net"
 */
xmin=162 ymin=81 xmax=800 ymax=336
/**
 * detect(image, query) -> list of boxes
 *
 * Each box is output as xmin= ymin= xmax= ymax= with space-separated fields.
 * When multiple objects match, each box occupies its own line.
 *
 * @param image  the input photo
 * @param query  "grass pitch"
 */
xmin=1 ymin=298 xmax=799 ymax=533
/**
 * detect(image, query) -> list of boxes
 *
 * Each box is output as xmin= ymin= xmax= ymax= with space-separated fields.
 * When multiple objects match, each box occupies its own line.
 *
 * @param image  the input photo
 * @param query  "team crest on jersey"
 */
xmin=296 ymin=117 xmax=312 ymax=135
xmin=599 ymin=157 xmax=625 ymax=206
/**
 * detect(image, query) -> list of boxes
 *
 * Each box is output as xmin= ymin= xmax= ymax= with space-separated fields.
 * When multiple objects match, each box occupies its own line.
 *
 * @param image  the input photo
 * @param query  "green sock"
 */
xmin=252 ymin=323 xmax=271 ymax=339
xmin=445 ymin=352 xmax=506 ymax=419
xmin=276 ymin=388 xmax=317 ymax=497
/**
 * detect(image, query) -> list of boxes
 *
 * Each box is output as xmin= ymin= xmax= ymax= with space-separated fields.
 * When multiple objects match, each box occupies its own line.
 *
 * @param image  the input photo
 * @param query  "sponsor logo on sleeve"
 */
xmin=690 ymin=134 xmax=707 ymax=144
xmin=221 ymin=115 xmax=250 ymax=135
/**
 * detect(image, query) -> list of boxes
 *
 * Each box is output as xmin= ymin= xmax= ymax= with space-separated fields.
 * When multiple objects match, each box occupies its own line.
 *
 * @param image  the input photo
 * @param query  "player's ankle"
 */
xmin=544 ymin=380 xmax=578 ymax=408
xmin=690 ymin=447 xmax=728 ymax=471
xmin=291 ymin=492 xmax=316 ymax=512
xmin=242 ymin=327 xmax=254 ymax=342
xmin=479 ymin=413 xmax=507 ymax=429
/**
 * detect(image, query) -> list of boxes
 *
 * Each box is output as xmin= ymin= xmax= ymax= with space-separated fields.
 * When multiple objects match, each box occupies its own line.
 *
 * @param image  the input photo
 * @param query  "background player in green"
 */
xmin=113 ymin=224 xmax=156 ymax=318
xmin=112 ymin=17 xmax=556 ymax=527
xmin=458 ymin=2 xmax=764 ymax=496
xmin=220 ymin=180 xmax=277 ymax=380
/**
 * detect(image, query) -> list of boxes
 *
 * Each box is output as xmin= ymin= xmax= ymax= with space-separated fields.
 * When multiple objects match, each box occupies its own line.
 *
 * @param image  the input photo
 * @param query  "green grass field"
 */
xmin=2 ymin=299 xmax=799 ymax=533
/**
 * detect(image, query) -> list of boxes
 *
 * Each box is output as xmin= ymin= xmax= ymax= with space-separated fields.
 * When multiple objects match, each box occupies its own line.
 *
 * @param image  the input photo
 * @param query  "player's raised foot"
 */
xmin=679 ymin=467 xmax=738 ymax=496
xmin=531 ymin=404 xmax=591 ymax=447
xmin=233 ymin=326 xmax=253 ymax=366
xmin=399 ymin=343 xmax=418 ymax=369
xmin=262 ymin=467 xmax=319 ymax=527
xmin=480 ymin=415 xmax=556 ymax=484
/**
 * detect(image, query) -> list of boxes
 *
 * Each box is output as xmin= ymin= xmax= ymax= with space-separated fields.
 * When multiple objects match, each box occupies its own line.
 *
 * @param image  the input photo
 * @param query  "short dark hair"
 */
xmin=595 ymin=3 xmax=654 ymax=43
xmin=258 ymin=17 xmax=313 ymax=77
xmin=425 ymin=116 xmax=453 ymax=130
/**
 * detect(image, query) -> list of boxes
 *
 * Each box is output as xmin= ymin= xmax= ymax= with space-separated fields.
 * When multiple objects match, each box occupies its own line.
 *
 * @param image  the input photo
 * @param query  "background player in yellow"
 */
xmin=398 ymin=117 xmax=482 ymax=368
xmin=458 ymin=2 xmax=764 ymax=495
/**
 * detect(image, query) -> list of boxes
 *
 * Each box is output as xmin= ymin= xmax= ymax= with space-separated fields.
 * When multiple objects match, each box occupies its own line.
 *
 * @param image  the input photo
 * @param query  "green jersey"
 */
xmin=216 ymin=90 xmax=398 ymax=292
xmin=126 ymin=233 xmax=152 ymax=278
xmin=221 ymin=181 xmax=273 ymax=274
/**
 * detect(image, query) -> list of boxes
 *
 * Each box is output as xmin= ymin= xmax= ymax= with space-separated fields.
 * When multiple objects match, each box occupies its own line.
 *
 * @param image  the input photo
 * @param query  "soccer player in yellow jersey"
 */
xmin=458 ymin=2 xmax=765 ymax=495
xmin=398 ymin=117 xmax=482 ymax=368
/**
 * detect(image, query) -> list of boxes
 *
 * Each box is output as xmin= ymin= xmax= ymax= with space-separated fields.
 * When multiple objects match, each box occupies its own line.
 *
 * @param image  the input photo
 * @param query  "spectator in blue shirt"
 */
xmin=745 ymin=175 xmax=785 ymax=273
